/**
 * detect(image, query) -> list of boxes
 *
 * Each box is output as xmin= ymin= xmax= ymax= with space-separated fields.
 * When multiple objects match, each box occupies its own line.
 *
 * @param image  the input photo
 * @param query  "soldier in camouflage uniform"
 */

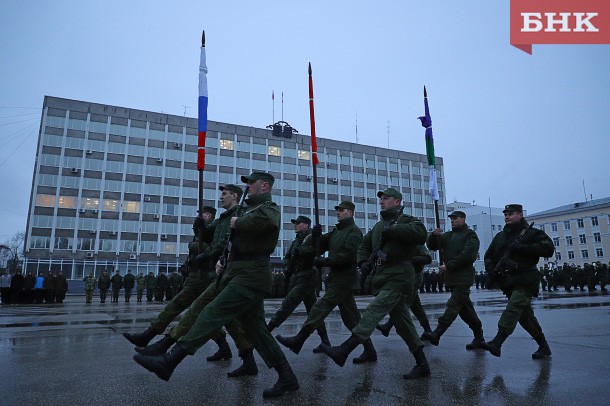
xmin=83 ymin=272 xmax=96 ymax=304
xmin=133 ymin=172 xmax=299 ymax=398
xmin=110 ymin=270 xmax=123 ymax=303
xmin=123 ymin=269 xmax=135 ymax=303
xmin=423 ymin=210 xmax=485 ymax=350
xmin=276 ymin=200 xmax=378 ymax=365
xmin=266 ymin=215 xmax=331 ymax=352
xmin=376 ymin=244 xmax=433 ymax=339
xmin=167 ymin=269 xmax=183 ymax=301
xmin=145 ymin=272 xmax=156 ymax=302
xmin=481 ymin=204 xmax=555 ymax=359
xmin=135 ymin=272 xmax=145 ymax=302
xmin=97 ymin=270 xmax=110 ymax=303
xmin=319 ymin=188 xmax=430 ymax=379
xmin=124 ymin=206 xmax=216 ymax=343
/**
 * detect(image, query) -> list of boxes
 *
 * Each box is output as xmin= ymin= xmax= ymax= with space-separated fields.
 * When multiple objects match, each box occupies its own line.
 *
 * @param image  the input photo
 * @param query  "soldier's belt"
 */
xmin=376 ymin=258 xmax=413 ymax=267
xmin=230 ymin=254 xmax=269 ymax=262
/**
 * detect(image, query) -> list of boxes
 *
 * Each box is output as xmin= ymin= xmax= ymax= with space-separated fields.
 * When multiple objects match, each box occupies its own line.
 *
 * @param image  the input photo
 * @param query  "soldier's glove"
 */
xmin=312 ymin=224 xmax=323 ymax=238
xmin=195 ymin=252 xmax=210 ymax=266
xmin=193 ymin=216 xmax=206 ymax=232
xmin=503 ymin=258 xmax=519 ymax=273
xmin=314 ymin=257 xmax=327 ymax=269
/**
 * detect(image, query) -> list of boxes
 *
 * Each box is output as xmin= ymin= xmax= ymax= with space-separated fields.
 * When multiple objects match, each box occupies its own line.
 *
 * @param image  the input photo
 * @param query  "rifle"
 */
xmin=215 ymin=185 xmax=250 ymax=288
xmin=492 ymin=221 xmax=535 ymax=278
xmin=359 ymin=206 xmax=405 ymax=289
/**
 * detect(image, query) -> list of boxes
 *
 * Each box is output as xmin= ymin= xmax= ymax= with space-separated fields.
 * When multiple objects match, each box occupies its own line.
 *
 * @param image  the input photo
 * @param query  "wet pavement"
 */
xmin=1 ymin=289 xmax=609 ymax=405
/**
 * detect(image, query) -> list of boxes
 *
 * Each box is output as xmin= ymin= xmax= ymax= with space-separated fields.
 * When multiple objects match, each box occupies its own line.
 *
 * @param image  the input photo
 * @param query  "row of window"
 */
xmin=552 ymin=233 xmax=603 ymax=246
xmin=29 ymin=235 xmax=186 ymax=254
xmin=545 ymin=216 xmax=604 ymax=232
xmin=555 ymin=248 xmax=604 ymax=261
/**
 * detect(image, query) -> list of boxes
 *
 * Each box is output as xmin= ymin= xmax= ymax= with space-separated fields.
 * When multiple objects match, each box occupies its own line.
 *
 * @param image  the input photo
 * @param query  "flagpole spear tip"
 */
xmin=201 ymin=30 xmax=205 ymax=47
xmin=308 ymin=62 xmax=312 ymax=75
xmin=423 ymin=86 xmax=427 ymax=98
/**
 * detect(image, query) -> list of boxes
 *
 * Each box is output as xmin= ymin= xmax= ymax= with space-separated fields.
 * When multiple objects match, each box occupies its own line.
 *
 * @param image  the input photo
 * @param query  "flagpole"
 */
xmin=197 ymin=30 xmax=208 ymax=253
xmin=308 ymin=63 xmax=321 ymax=242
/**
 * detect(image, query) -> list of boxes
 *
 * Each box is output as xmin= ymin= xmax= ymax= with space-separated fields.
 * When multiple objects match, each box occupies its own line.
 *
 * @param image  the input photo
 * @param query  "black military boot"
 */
xmin=319 ymin=335 xmax=361 ymax=367
xmin=422 ymin=323 xmax=449 ymax=346
xmin=352 ymin=338 xmax=377 ymax=364
xmin=123 ymin=326 xmax=158 ymax=347
xmin=206 ymin=336 xmax=232 ymax=362
xmin=465 ymin=329 xmax=485 ymax=350
xmin=133 ymin=344 xmax=189 ymax=381
xmin=276 ymin=329 xmax=312 ymax=355
xmin=420 ymin=320 xmax=433 ymax=341
xmin=481 ymin=330 xmax=509 ymax=357
xmin=227 ymin=348 xmax=259 ymax=377
xmin=403 ymin=346 xmax=431 ymax=380
xmin=532 ymin=335 xmax=552 ymax=359
xmin=262 ymin=361 xmax=299 ymax=398
xmin=266 ymin=320 xmax=279 ymax=333
xmin=312 ymin=328 xmax=331 ymax=354
xmin=376 ymin=320 xmax=394 ymax=337
xmin=135 ymin=334 xmax=176 ymax=355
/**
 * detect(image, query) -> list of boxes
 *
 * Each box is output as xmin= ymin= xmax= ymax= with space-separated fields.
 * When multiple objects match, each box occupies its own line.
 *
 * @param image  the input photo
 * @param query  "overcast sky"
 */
xmin=1 ymin=1 xmax=609 ymax=241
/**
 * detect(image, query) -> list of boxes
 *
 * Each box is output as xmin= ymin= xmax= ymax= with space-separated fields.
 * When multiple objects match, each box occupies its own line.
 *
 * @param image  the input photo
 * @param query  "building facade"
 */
xmin=24 ymin=96 xmax=447 ymax=279
xmin=528 ymin=198 xmax=610 ymax=268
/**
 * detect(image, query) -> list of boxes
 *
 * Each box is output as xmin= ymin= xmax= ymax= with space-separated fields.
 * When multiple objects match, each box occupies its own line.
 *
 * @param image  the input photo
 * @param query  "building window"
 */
xmin=553 ymin=237 xmax=559 ymax=247
xmin=566 ymin=236 xmax=573 ymax=246
xmin=219 ymin=139 xmax=234 ymax=150
xmin=564 ymin=221 xmax=570 ymax=230
xmin=577 ymin=218 xmax=584 ymax=228
xmin=568 ymin=251 xmax=575 ymax=259
xmin=579 ymin=234 xmax=587 ymax=244
xmin=298 ymin=150 xmax=310 ymax=160
xmin=539 ymin=224 xmax=545 ymax=232
xmin=268 ymin=146 xmax=281 ymax=156
xmin=581 ymin=250 xmax=589 ymax=259
xmin=36 ymin=194 xmax=56 ymax=207
xmin=556 ymin=252 xmax=561 ymax=261
xmin=591 ymin=216 xmax=599 ymax=227
xmin=596 ymin=248 xmax=604 ymax=257
xmin=551 ymin=223 xmax=557 ymax=232
xmin=492 ymin=225 xmax=495 ymax=231
xmin=472 ymin=225 xmax=477 ymax=231
xmin=594 ymin=232 xmax=601 ymax=243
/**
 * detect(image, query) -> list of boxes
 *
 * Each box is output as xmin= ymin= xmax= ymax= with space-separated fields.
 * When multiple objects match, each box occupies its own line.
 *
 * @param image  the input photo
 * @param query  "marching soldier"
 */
xmin=481 ymin=204 xmax=554 ymax=359
xmin=124 ymin=269 xmax=135 ymax=303
xmin=133 ymin=171 xmax=300 ymax=398
xmin=276 ymin=200 xmax=378 ymax=365
xmin=266 ymin=215 xmax=331 ymax=352
xmin=318 ymin=188 xmax=430 ymax=379
xmin=83 ymin=272 xmax=96 ymax=304
xmin=424 ymin=210 xmax=485 ymax=350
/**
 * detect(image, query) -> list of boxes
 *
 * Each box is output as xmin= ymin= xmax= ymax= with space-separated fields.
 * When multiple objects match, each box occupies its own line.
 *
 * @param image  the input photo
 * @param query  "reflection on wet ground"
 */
xmin=1 ymin=290 xmax=609 ymax=405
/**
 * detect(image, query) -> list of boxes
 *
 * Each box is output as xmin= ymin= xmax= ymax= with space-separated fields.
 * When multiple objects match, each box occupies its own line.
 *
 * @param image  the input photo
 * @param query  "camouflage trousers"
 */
xmin=124 ymin=288 xmax=132 ymax=302
xmin=437 ymin=285 xmax=483 ymax=333
xmin=301 ymin=282 xmax=360 ymax=335
xmin=269 ymin=281 xmax=329 ymax=338
xmin=410 ymin=272 xmax=430 ymax=328
xmin=352 ymin=287 xmax=423 ymax=353
xmin=177 ymin=282 xmax=283 ymax=368
xmin=168 ymin=280 xmax=251 ymax=355
xmin=149 ymin=272 xmax=212 ymax=333
xmin=85 ymin=289 xmax=94 ymax=303
xmin=498 ymin=288 xmax=544 ymax=339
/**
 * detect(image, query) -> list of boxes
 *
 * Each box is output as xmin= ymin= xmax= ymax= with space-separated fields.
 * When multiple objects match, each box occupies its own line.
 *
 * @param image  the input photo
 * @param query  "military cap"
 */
xmin=197 ymin=206 xmax=217 ymax=216
xmin=219 ymin=184 xmax=243 ymax=198
xmin=241 ymin=171 xmax=275 ymax=187
xmin=377 ymin=187 xmax=402 ymax=200
xmin=502 ymin=204 xmax=523 ymax=213
xmin=448 ymin=210 xmax=466 ymax=219
xmin=334 ymin=201 xmax=355 ymax=211
xmin=291 ymin=215 xmax=312 ymax=225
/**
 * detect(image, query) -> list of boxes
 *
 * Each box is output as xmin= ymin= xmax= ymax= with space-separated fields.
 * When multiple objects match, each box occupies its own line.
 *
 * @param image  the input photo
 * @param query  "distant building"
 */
xmin=446 ymin=201 xmax=508 ymax=272
xmin=24 ymin=96 xmax=448 ymax=279
xmin=528 ymin=197 xmax=610 ymax=267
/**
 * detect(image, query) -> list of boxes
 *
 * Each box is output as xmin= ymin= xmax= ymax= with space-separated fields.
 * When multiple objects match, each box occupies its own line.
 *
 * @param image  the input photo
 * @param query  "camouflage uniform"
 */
xmin=83 ymin=274 xmax=96 ymax=303
xmin=97 ymin=272 xmax=110 ymax=303
xmin=110 ymin=272 xmax=123 ymax=303
xmin=145 ymin=273 xmax=156 ymax=302
xmin=123 ymin=271 xmax=135 ymax=303
xmin=135 ymin=273 xmax=145 ymax=302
